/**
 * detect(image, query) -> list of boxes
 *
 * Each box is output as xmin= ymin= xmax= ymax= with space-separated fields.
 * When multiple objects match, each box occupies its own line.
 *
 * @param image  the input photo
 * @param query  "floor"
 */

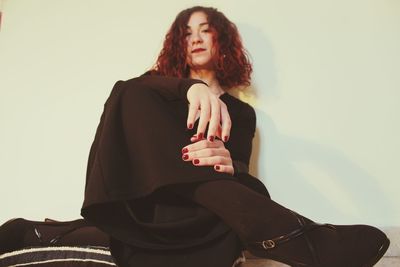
xmin=241 ymin=257 xmax=399 ymax=266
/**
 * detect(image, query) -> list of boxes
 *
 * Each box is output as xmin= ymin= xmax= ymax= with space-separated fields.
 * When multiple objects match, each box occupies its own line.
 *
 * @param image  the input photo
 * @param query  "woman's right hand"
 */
xmin=186 ymin=83 xmax=231 ymax=142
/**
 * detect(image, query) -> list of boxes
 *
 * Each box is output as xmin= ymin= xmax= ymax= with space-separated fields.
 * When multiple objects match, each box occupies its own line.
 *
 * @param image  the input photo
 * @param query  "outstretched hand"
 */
xmin=186 ymin=83 xmax=231 ymax=142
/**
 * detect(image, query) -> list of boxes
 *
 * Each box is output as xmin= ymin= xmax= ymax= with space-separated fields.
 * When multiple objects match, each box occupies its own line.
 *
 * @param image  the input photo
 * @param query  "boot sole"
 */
xmin=247 ymin=236 xmax=391 ymax=267
xmin=363 ymin=237 xmax=390 ymax=267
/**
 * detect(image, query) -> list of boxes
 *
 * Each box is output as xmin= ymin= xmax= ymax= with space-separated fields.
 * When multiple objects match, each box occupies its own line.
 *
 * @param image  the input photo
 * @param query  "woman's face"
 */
xmin=185 ymin=11 xmax=215 ymax=70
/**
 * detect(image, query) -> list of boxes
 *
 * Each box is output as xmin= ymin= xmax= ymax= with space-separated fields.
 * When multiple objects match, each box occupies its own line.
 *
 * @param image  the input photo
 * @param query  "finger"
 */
xmin=190 ymin=135 xmax=198 ymax=143
xmin=220 ymin=102 xmax=231 ymax=142
xmin=196 ymin=98 xmax=211 ymax=139
xmin=182 ymin=148 xmax=230 ymax=161
xmin=190 ymin=131 xmax=204 ymax=143
xmin=183 ymin=139 xmax=222 ymax=153
xmin=191 ymin=155 xmax=231 ymax=166
xmin=182 ymin=139 xmax=208 ymax=154
xmin=206 ymin=97 xmax=221 ymax=142
xmin=215 ymin=124 xmax=222 ymax=140
xmin=214 ymin=164 xmax=234 ymax=175
xmin=190 ymin=135 xmax=205 ymax=143
xmin=187 ymin=101 xmax=200 ymax=129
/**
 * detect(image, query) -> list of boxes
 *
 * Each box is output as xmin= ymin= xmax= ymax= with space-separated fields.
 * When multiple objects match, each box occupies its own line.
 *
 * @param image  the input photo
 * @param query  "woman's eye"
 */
xmin=185 ymin=32 xmax=192 ymax=36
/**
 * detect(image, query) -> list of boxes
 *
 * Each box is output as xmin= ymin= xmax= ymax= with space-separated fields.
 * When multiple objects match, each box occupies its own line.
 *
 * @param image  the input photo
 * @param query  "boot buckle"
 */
xmin=262 ymin=240 xmax=276 ymax=250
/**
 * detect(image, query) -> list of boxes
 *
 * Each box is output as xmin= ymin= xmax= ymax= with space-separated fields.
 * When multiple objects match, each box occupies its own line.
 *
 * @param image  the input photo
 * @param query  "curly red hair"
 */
xmin=151 ymin=6 xmax=252 ymax=90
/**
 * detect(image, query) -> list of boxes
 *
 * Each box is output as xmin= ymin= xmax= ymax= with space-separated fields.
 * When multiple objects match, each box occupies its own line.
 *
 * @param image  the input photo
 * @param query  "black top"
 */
xmin=81 ymin=74 xmax=269 ymax=267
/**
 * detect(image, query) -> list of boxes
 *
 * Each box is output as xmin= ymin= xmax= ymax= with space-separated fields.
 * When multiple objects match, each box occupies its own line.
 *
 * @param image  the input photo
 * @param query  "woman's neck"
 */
xmin=189 ymin=69 xmax=225 ymax=96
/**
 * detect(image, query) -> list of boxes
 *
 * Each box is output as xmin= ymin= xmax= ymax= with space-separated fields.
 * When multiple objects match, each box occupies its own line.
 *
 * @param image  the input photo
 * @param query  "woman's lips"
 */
xmin=192 ymin=48 xmax=206 ymax=53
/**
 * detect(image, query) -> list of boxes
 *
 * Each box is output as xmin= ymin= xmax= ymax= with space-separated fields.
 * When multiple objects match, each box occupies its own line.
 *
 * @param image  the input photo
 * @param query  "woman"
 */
xmin=0 ymin=6 xmax=389 ymax=267
xmin=80 ymin=6 xmax=390 ymax=267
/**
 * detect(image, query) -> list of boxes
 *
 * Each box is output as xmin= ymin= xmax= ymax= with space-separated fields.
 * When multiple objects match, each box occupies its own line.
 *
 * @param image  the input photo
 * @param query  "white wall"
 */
xmin=0 ymin=0 xmax=399 ymax=227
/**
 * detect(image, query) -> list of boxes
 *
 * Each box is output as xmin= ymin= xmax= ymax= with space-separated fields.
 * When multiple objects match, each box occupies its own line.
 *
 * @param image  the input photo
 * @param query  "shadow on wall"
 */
xmin=235 ymin=23 xmax=393 ymax=224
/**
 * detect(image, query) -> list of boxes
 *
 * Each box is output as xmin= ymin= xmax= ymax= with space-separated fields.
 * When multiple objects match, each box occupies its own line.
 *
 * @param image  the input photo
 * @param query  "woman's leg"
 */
xmin=171 ymin=179 xmax=390 ymax=267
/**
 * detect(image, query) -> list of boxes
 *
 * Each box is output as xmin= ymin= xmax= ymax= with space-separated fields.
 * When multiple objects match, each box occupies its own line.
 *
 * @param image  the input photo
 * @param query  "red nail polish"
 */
xmin=209 ymin=136 xmax=214 ymax=142
xmin=188 ymin=123 xmax=193 ymax=129
xmin=193 ymin=159 xmax=200 ymax=165
xmin=215 ymin=165 xmax=220 ymax=170
xmin=182 ymin=154 xmax=189 ymax=160
xmin=198 ymin=133 xmax=203 ymax=139
xmin=223 ymin=136 xmax=229 ymax=142
xmin=182 ymin=148 xmax=188 ymax=154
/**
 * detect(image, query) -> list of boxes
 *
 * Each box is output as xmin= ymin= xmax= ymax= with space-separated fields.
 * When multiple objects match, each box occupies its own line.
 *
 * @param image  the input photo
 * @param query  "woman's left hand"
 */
xmin=181 ymin=139 xmax=234 ymax=175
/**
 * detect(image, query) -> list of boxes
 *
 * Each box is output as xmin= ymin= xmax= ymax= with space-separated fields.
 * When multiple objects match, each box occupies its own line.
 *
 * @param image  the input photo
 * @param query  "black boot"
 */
xmin=246 ymin=211 xmax=390 ymax=267
xmin=0 ymin=218 xmax=109 ymax=255
xmin=171 ymin=179 xmax=390 ymax=267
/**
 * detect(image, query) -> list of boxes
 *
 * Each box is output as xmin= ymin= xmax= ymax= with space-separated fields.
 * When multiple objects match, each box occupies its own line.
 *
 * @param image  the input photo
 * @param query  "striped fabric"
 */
xmin=0 ymin=246 xmax=247 ymax=267
xmin=0 ymin=246 xmax=116 ymax=267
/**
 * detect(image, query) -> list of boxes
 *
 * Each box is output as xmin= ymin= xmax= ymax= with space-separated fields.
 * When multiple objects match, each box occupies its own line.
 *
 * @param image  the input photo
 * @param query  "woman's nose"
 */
xmin=191 ymin=33 xmax=203 ymax=44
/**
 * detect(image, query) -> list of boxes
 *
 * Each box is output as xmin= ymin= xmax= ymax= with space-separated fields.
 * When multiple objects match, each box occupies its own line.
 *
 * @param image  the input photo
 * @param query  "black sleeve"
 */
xmin=228 ymin=104 xmax=256 ymax=175
xmin=134 ymin=74 xmax=208 ymax=102
xmin=228 ymin=105 xmax=270 ymax=197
